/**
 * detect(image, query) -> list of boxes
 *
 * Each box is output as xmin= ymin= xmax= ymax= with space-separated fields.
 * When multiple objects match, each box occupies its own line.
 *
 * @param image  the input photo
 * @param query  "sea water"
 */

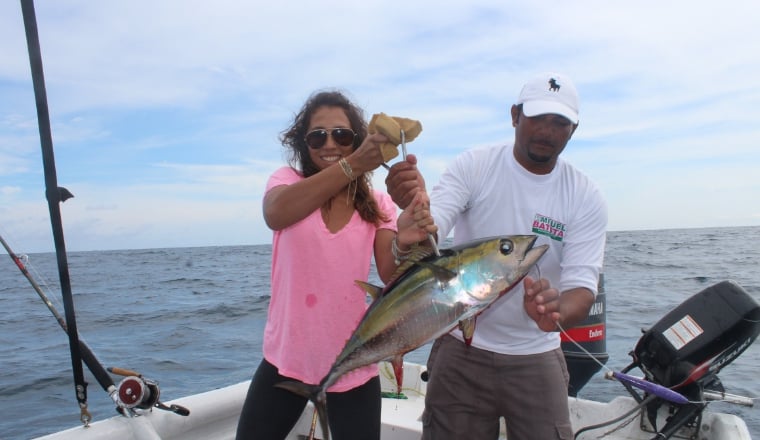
xmin=1 ymin=226 xmax=759 ymax=439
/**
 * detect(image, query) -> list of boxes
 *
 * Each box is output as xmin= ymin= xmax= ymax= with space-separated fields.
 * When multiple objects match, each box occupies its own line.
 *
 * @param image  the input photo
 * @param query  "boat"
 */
xmin=32 ymin=349 xmax=756 ymax=440
xmin=14 ymin=1 xmax=758 ymax=439
xmin=25 ymin=277 xmax=758 ymax=440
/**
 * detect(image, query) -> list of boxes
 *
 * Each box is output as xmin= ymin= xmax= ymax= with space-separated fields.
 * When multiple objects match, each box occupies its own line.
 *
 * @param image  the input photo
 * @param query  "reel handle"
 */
xmin=156 ymin=401 xmax=191 ymax=416
xmin=108 ymin=366 xmax=141 ymax=377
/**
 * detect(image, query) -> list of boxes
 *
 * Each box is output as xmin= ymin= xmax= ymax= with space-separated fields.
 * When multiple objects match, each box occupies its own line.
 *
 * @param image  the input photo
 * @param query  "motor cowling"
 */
xmin=632 ymin=280 xmax=760 ymax=389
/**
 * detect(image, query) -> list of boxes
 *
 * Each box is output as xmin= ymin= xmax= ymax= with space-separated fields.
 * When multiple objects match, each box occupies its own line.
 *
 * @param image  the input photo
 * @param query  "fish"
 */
xmin=276 ymin=235 xmax=548 ymax=440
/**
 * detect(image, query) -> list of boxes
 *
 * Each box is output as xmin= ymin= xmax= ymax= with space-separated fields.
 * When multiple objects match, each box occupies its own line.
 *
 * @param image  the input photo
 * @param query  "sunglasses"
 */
xmin=304 ymin=128 xmax=356 ymax=149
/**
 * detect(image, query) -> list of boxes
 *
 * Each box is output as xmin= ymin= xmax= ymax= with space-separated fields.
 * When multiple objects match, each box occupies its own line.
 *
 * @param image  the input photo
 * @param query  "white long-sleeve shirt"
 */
xmin=431 ymin=142 xmax=607 ymax=355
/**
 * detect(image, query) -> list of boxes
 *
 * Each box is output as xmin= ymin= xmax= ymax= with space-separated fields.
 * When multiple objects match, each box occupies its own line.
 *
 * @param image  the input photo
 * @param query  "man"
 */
xmin=386 ymin=72 xmax=607 ymax=439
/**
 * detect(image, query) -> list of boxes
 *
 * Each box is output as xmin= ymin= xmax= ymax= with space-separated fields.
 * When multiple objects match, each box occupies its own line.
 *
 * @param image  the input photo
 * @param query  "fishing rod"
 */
xmin=0 ymin=233 xmax=119 ymax=407
xmin=1 ymin=232 xmax=191 ymax=418
xmin=18 ymin=0 xmax=189 ymax=423
xmin=20 ymin=0 xmax=92 ymax=424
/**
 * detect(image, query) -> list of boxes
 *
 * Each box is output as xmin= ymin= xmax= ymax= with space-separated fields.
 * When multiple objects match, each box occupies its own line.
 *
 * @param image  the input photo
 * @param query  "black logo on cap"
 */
xmin=548 ymin=78 xmax=560 ymax=92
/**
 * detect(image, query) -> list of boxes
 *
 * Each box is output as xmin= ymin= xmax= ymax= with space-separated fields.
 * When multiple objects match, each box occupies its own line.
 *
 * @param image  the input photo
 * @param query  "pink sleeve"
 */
xmin=374 ymin=190 xmax=398 ymax=232
xmin=266 ymin=167 xmax=301 ymax=193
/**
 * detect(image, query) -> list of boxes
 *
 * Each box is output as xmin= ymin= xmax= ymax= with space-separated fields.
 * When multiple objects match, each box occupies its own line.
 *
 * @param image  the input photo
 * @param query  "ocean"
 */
xmin=1 ymin=226 xmax=759 ymax=439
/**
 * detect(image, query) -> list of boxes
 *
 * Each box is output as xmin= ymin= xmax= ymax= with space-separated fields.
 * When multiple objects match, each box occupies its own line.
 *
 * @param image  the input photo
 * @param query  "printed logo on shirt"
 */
xmin=532 ymin=214 xmax=565 ymax=242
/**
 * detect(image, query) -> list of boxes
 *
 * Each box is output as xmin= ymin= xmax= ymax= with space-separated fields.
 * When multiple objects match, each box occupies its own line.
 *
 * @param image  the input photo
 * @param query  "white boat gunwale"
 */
xmin=33 ymin=361 xmax=753 ymax=440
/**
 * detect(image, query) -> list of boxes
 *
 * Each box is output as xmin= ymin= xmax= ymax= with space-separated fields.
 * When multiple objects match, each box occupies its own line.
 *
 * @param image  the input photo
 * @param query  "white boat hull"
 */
xmin=34 ymin=362 xmax=752 ymax=440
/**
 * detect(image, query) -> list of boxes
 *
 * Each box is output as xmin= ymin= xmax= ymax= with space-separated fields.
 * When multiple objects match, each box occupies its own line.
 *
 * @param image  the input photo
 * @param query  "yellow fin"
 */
xmin=387 ymin=245 xmax=436 ymax=281
xmin=459 ymin=317 xmax=476 ymax=345
xmin=416 ymin=260 xmax=457 ymax=282
xmin=389 ymin=354 xmax=405 ymax=395
xmin=355 ymin=280 xmax=384 ymax=301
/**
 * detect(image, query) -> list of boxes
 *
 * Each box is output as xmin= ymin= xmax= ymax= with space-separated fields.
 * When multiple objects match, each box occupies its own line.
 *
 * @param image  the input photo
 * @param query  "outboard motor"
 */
xmin=622 ymin=280 xmax=760 ymax=439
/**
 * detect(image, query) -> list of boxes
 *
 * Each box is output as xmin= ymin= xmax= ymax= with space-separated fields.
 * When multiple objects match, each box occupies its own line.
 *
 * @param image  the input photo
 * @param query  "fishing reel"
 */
xmin=109 ymin=367 xmax=190 ymax=417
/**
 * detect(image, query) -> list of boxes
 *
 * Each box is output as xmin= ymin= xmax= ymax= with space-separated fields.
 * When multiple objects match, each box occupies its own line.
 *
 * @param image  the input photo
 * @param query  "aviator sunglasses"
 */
xmin=304 ymin=128 xmax=357 ymax=149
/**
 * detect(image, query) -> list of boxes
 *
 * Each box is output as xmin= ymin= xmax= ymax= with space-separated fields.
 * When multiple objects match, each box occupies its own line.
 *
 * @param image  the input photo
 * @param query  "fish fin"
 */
xmin=416 ymin=260 xmax=458 ymax=283
xmin=388 ymin=259 xmax=414 ymax=281
xmin=389 ymin=252 xmax=457 ymax=284
xmin=391 ymin=355 xmax=405 ymax=395
xmin=408 ymin=245 xmax=435 ymax=262
xmin=355 ymin=280 xmax=384 ymax=301
xmin=387 ymin=245 xmax=435 ymax=281
xmin=459 ymin=318 xmax=476 ymax=346
xmin=276 ymin=381 xmax=330 ymax=440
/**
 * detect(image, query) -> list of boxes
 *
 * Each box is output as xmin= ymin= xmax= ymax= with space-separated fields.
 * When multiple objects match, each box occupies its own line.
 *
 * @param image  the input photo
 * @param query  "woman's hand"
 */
xmin=346 ymin=133 xmax=391 ymax=175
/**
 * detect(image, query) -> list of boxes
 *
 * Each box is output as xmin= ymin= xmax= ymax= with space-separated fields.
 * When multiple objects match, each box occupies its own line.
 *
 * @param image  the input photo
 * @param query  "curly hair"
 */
xmin=280 ymin=90 xmax=389 ymax=225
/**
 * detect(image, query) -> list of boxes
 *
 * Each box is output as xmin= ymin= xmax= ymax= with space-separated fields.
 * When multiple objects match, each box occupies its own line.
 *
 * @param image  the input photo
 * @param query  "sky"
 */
xmin=1 ymin=0 xmax=759 ymax=253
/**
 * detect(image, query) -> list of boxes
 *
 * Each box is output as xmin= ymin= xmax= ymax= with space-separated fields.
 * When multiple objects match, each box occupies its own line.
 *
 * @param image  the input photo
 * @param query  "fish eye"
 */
xmin=499 ymin=239 xmax=514 ymax=255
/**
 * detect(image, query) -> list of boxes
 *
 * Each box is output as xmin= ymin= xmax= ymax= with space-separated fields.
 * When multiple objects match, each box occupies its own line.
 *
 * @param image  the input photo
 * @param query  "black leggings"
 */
xmin=235 ymin=358 xmax=381 ymax=440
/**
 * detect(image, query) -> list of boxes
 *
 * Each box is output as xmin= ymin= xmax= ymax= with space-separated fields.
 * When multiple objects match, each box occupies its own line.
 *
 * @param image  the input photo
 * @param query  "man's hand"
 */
xmin=523 ymin=276 xmax=562 ymax=332
xmin=385 ymin=154 xmax=426 ymax=209
xmin=524 ymin=278 xmax=595 ymax=333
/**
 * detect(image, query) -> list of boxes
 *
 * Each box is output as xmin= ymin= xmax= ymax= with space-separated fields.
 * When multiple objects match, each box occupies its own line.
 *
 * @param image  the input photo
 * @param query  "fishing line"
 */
xmin=557 ymin=321 xmax=611 ymax=374
xmin=0 ymin=227 xmax=68 ymax=317
xmin=1 ymin=230 xmax=119 ymax=402
xmin=557 ymin=321 xmax=674 ymax=439
xmin=17 ymin=252 xmax=66 ymax=312
xmin=558 ymin=321 xmax=690 ymax=402
xmin=0 ymin=229 xmax=66 ymax=319
xmin=572 ymin=393 xmax=656 ymax=439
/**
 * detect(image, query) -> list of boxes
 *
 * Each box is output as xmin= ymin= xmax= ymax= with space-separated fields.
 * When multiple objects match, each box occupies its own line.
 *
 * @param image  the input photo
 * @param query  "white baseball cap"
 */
xmin=516 ymin=72 xmax=579 ymax=124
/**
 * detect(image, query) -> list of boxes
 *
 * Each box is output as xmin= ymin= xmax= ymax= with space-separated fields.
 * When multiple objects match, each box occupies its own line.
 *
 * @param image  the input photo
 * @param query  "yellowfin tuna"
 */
xmin=277 ymin=235 xmax=548 ymax=440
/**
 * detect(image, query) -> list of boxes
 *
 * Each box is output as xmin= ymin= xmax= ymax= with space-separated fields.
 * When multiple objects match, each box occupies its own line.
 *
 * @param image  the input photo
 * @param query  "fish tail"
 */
xmin=275 ymin=381 xmax=330 ymax=440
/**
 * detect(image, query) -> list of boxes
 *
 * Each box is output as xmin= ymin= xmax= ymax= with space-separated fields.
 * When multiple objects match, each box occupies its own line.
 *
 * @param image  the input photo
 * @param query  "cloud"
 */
xmin=2 ymin=0 xmax=759 ymax=252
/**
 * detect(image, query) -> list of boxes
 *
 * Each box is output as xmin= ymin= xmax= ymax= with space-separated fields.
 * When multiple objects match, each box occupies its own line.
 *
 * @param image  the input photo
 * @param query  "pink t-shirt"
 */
xmin=263 ymin=166 xmax=397 ymax=392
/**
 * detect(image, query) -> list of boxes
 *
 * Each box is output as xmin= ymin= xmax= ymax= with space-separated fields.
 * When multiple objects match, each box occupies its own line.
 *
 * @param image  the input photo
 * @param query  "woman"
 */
xmin=235 ymin=90 xmax=435 ymax=440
